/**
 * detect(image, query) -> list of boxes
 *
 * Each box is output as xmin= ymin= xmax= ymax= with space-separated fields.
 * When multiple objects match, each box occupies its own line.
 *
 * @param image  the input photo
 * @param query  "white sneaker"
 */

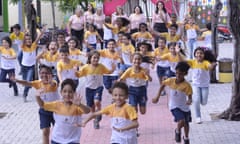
xmin=196 ymin=117 xmax=202 ymax=124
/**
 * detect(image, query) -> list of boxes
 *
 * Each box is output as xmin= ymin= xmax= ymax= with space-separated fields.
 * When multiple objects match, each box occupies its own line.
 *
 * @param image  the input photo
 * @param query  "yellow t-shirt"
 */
xmin=43 ymin=101 xmax=84 ymax=143
xmin=163 ymin=77 xmax=192 ymax=111
xmin=99 ymin=49 xmax=121 ymax=75
xmin=76 ymin=63 xmax=111 ymax=89
xmin=160 ymin=33 xmax=181 ymax=43
xmin=31 ymin=80 xmax=59 ymax=102
xmin=0 ymin=46 xmax=16 ymax=69
xmin=187 ymin=59 xmax=211 ymax=87
xmin=84 ymin=31 xmax=99 ymax=44
xmin=120 ymin=67 xmax=149 ymax=87
xmin=41 ymin=51 xmax=59 ymax=69
xmin=131 ymin=31 xmax=153 ymax=41
xmin=100 ymin=103 xmax=138 ymax=143
xmin=21 ymin=42 xmax=38 ymax=66
xmin=9 ymin=32 xmax=25 ymax=41
xmin=57 ymin=59 xmax=82 ymax=80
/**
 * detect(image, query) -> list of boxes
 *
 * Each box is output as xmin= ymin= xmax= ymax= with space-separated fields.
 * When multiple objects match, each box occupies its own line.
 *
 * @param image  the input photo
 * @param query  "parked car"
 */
xmin=217 ymin=24 xmax=232 ymax=43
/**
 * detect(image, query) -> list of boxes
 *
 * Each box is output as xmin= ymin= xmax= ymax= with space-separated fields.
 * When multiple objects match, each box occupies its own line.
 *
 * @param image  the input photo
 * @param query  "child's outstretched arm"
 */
xmin=152 ymin=84 xmax=165 ymax=103
xmin=81 ymin=111 xmax=102 ymax=127
xmin=12 ymin=78 xmax=32 ymax=87
xmin=113 ymin=119 xmax=139 ymax=132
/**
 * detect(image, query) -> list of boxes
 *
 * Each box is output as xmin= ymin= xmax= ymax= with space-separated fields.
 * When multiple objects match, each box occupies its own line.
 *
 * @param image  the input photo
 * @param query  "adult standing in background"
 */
xmin=84 ymin=3 xmax=95 ymax=27
xmin=129 ymin=5 xmax=146 ymax=34
xmin=68 ymin=8 xmax=85 ymax=46
xmin=111 ymin=6 xmax=128 ymax=26
xmin=152 ymin=1 xmax=170 ymax=47
xmin=152 ymin=1 xmax=170 ymax=33
xmin=94 ymin=7 xmax=105 ymax=49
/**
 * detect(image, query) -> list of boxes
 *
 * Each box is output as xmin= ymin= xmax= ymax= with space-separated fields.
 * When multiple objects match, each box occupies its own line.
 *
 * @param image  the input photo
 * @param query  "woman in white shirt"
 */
xmin=111 ymin=6 xmax=128 ymax=26
xmin=68 ymin=8 xmax=85 ymax=45
xmin=94 ymin=7 xmax=105 ymax=49
xmin=152 ymin=1 xmax=170 ymax=33
xmin=129 ymin=6 xmax=146 ymax=34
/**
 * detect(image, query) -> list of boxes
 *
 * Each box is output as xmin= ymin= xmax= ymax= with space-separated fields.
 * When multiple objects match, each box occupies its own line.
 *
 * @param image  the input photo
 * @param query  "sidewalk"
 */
xmin=0 ymin=42 xmax=239 ymax=144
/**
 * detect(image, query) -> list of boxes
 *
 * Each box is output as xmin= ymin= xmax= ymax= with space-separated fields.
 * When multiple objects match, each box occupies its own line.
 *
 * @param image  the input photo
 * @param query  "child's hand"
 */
xmin=112 ymin=126 xmax=123 ymax=133
xmin=9 ymin=73 xmax=16 ymax=82
xmin=74 ymin=122 xmax=85 ymax=127
xmin=186 ymin=99 xmax=192 ymax=105
xmin=36 ymin=88 xmax=45 ymax=97
xmin=73 ymin=92 xmax=82 ymax=105
xmin=152 ymin=97 xmax=159 ymax=103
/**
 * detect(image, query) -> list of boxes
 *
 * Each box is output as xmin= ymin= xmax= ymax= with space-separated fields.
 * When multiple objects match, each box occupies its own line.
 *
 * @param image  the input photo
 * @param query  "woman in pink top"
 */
xmin=152 ymin=1 xmax=170 ymax=33
xmin=129 ymin=6 xmax=146 ymax=34
xmin=84 ymin=3 xmax=95 ymax=26
xmin=68 ymin=8 xmax=85 ymax=45
xmin=111 ymin=6 xmax=128 ymax=26
xmin=94 ymin=7 xmax=105 ymax=49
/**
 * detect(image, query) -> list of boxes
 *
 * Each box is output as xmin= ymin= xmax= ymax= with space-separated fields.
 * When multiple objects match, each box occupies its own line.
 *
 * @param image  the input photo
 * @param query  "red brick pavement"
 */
xmin=80 ymin=70 xmax=177 ymax=144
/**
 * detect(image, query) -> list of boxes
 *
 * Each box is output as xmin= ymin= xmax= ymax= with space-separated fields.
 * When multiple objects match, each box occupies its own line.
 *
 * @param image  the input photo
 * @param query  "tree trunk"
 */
xmin=219 ymin=0 xmax=240 ymax=121
xmin=210 ymin=0 xmax=222 ymax=83
xmin=51 ymin=0 xmax=56 ymax=29
xmin=24 ymin=0 xmax=37 ymax=40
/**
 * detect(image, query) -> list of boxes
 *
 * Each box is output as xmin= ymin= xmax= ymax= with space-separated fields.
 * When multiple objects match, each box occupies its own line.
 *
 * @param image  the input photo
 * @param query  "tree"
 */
xmin=211 ymin=0 xmax=222 ymax=83
xmin=219 ymin=0 xmax=240 ymax=120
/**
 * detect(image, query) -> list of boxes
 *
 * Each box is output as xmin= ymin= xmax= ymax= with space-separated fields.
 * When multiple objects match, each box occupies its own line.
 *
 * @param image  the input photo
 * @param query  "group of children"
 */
xmin=0 ymin=9 xmax=217 ymax=144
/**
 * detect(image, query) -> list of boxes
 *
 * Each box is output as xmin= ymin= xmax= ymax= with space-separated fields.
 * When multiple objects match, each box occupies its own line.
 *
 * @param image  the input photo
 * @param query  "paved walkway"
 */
xmin=0 ymin=41 xmax=239 ymax=144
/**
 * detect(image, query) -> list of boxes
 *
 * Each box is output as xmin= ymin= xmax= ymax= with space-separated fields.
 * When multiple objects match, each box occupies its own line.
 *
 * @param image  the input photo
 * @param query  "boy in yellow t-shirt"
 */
xmin=81 ymin=82 xmax=139 ymax=144
xmin=57 ymin=46 xmax=83 ymax=86
xmin=152 ymin=61 xmax=192 ymax=144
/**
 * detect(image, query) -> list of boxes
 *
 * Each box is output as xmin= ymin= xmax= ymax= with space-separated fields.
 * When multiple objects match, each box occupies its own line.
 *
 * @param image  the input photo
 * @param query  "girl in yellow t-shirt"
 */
xmin=186 ymin=47 xmax=216 ymax=124
xmin=76 ymin=51 xmax=115 ymax=129
xmin=0 ymin=36 xmax=18 ymax=96
xmin=35 ymin=78 xmax=90 ymax=144
xmin=37 ymin=40 xmax=60 ymax=82
xmin=13 ymin=65 xmax=59 ymax=144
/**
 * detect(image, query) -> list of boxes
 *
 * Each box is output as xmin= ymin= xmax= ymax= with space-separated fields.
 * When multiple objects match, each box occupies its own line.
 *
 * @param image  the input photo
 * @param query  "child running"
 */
xmin=153 ymin=37 xmax=169 ymax=85
xmin=152 ymin=61 xmax=192 ymax=144
xmin=37 ymin=40 xmax=60 ymax=82
xmin=21 ymin=30 xmax=44 ymax=102
xmin=84 ymin=24 xmax=103 ymax=53
xmin=0 ymin=36 xmax=18 ymax=96
xmin=81 ymin=82 xmax=139 ymax=144
xmin=75 ymin=51 xmax=116 ymax=129
xmin=57 ymin=46 xmax=83 ymax=86
xmin=98 ymin=39 xmax=122 ymax=93
xmin=119 ymin=33 xmax=135 ymax=73
xmin=186 ymin=47 xmax=217 ymax=124
xmin=12 ymin=65 xmax=59 ymax=144
xmin=118 ymin=53 xmax=152 ymax=115
xmin=35 ymin=78 xmax=90 ymax=144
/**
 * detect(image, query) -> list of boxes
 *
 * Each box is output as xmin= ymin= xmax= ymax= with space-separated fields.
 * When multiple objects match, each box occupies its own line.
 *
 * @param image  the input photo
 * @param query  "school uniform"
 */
xmin=120 ymin=67 xmax=149 ymax=107
xmin=100 ymin=103 xmax=138 ymax=144
xmin=76 ymin=63 xmax=111 ymax=107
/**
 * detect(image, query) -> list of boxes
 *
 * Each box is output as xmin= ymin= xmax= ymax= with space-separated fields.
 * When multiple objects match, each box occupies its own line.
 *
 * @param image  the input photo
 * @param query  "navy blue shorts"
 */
xmin=39 ymin=108 xmax=54 ymax=129
xmin=157 ymin=66 xmax=170 ymax=77
xmin=103 ymin=75 xmax=118 ymax=90
xmin=85 ymin=86 xmax=104 ymax=107
xmin=87 ymin=44 xmax=97 ymax=52
xmin=171 ymin=108 xmax=192 ymax=123
xmin=129 ymin=86 xmax=147 ymax=107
